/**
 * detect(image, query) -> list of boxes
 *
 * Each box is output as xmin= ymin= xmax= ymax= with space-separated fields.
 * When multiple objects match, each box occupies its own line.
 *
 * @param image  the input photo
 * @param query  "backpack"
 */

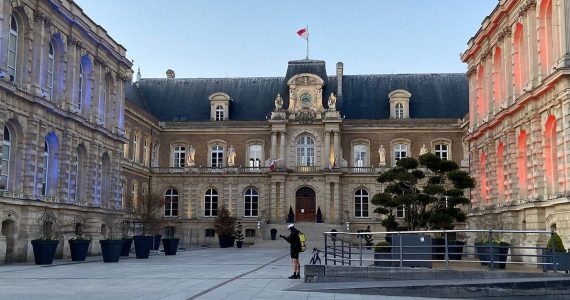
xmin=298 ymin=232 xmax=306 ymax=252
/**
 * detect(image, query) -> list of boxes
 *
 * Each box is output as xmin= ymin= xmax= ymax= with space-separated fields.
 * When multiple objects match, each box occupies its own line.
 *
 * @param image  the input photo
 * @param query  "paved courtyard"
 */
xmin=0 ymin=243 xmax=459 ymax=300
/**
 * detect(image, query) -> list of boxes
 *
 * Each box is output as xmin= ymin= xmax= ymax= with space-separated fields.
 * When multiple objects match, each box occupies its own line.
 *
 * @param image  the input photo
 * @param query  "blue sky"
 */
xmin=76 ymin=0 xmax=496 ymax=78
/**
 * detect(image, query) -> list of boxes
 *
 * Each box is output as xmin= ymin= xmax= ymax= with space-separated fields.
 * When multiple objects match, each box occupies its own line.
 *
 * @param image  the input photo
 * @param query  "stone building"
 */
xmin=462 ymin=0 xmax=570 ymax=245
xmin=0 ymin=0 xmax=131 ymax=263
xmin=124 ymin=59 xmax=469 ymax=241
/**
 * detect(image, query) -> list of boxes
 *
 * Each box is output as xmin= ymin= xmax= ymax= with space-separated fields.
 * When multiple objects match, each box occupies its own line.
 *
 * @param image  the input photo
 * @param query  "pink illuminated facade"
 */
xmin=463 ymin=0 xmax=570 ymax=247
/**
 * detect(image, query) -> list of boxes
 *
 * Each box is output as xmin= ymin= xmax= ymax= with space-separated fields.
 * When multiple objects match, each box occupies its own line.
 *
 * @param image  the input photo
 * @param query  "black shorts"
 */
xmin=290 ymin=252 xmax=299 ymax=259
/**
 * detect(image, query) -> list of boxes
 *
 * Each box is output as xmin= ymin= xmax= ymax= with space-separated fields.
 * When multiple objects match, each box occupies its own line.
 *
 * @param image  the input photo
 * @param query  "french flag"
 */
xmin=297 ymin=27 xmax=309 ymax=40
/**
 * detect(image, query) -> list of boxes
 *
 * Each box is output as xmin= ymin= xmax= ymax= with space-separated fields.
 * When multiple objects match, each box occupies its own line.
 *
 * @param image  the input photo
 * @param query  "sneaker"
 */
xmin=288 ymin=274 xmax=297 ymax=279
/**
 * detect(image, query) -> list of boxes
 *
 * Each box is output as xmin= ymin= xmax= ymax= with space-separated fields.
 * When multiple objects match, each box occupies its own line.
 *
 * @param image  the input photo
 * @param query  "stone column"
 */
xmin=527 ymin=4 xmax=538 ymax=88
xmin=504 ymin=29 xmax=514 ymax=106
xmin=488 ymin=140 xmax=498 ymax=205
xmin=91 ymin=61 xmax=102 ymax=125
xmin=64 ymin=40 xmax=78 ymax=112
xmin=505 ymin=129 xmax=518 ymax=202
xmin=30 ymin=13 xmax=45 ymax=95
xmin=23 ymin=120 xmax=41 ymax=198
xmin=271 ymin=131 xmax=277 ymax=160
xmin=58 ymin=130 xmax=73 ymax=202
xmin=561 ymin=0 xmax=570 ymax=67
xmin=333 ymin=130 xmax=340 ymax=165
xmin=86 ymin=143 xmax=100 ymax=205
xmin=530 ymin=115 xmax=544 ymax=198
xmin=324 ymin=130 xmax=330 ymax=168
xmin=280 ymin=131 xmax=286 ymax=167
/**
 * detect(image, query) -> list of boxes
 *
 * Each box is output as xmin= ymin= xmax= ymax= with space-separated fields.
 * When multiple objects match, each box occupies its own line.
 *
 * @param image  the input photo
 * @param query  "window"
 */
xmin=7 ymin=16 xmax=18 ymax=81
xmin=395 ymin=103 xmax=404 ymax=119
xmin=215 ymin=105 xmax=224 ymax=121
xmin=1 ymin=126 xmax=11 ymax=190
xmin=131 ymin=180 xmax=138 ymax=206
xmin=164 ymin=188 xmax=179 ymax=217
xmin=164 ymin=226 xmax=175 ymax=238
xmin=123 ymin=130 xmax=129 ymax=158
xmin=132 ymin=134 xmax=138 ymax=162
xmin=244 ymin=188 xmax=259 ymax=217
xmin=211 ymin=145 xmax=224 ymax=168
xmin=296 ymin=135 xmax=315 ymax=166
xmin=353 ymin=144 xmax=368 ymax=167
xmin=73 ymin=146 xmax=85 ymax=201
xmin=204 ymin=189 xmax=218 ymax=217
xmin=396 ymin=205 xmax=406 ymax=218
xmin=78 ymin=64 xmax=84 ymax=111
xmin=248 ymin=145 xmax=262 ymax=168
xmin=205 ymin=228 xmax=216 ymax=237
xmin=143 ymin=139 xmax=149 ymax=166
xmin=434 ymin=144 xmax=448 ymax=160
xmin=354 ymin=189 xmax=369 ymax=218
xmin=46 ymin=42 xmax=54 ymax=99
xmin=42 ymin=141 xmax=49 ymax=196
xmin=100 ymin=78 xmax=106 ymax=125
xmin=173 ymin=146 xmax=185 ymax=168
xmin=245 ymin=229 xmax=256 ymax=237
xmin=393 ymin=144 xmax=407 ymax=162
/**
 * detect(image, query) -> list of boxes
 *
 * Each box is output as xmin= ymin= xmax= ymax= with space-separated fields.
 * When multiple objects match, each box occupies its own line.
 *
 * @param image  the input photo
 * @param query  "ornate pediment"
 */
xmin=286 ymin=73 xmax=324 ymax=113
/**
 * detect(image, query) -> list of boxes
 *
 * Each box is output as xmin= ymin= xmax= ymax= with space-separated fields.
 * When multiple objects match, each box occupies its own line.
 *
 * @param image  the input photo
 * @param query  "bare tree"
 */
xmin=125 ymin=192 xmax=166 ymax=236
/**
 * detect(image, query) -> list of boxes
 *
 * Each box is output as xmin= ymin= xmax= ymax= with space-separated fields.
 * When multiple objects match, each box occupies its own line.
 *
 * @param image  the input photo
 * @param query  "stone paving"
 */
xmin=0 ymin=242 xmax=461 ymax=300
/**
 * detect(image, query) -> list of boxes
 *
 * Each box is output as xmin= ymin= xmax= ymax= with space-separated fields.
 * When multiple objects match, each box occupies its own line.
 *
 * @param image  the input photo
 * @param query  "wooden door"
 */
xmin=295 ymin=187 xmax=316 ymax=222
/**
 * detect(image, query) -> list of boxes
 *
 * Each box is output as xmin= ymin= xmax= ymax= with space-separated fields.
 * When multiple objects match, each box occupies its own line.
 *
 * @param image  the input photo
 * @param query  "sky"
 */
xmin=75 ymin=0 xmax=497 ymax=79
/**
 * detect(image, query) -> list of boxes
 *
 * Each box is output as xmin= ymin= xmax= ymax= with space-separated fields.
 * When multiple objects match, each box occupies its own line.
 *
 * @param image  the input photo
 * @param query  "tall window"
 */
xmin=173 ymin=146 xmax=185 ymax=168
xmin=434 ymin=144 xmax=448 ymax=160
xmin=248 ymin=145 xmax=262 ymax=168
xmin=42 ymin=141 xmax=49 ymax=196
xmin=480 ymin=152 xmax=488 ymax=203
xmin=143 ymin=139 xmax=149 ymax=166
xmin=1 ymin=126 xmax=11 ymax=190
xmin=493 ymin=47 xmax=502 ymax=107
xmin=518 ymin=131 xmax=528 ymax=198
xmin=78 ymin=64 xmax=84 ymax=110
xmin=164 ymin=188 xmax=179 ymax=217
xmin=514 ymin=23 xmax=526 ymax=93
xmin=353 ymin=144 xmax=368 ymax=167
xmin=215 ymin=105 xmax=224 ymax=121
xmin=354 ymin=189 xmax=369 ymax=218
xmin=496 ymin=143 xmax=505 ymax=202
xmin=545 ymin=116 xmax=559 ymax=194
xmin=396 ymin=205 xmax=406 ymax=218
xmin=46 ymin=42 xmax=55 ymax=99
xmin=123 ymin=130 xmax=129 ymax=158
xmin=393 ymin=144 xmax=407 ymax=163
xmin=244 ymin=188 xmax=259 ymax=217
xmin=296 ymin=135 xmax=315 ymax=166
xmin=131 ymin=180 xmax=138 ymax=206
xmin=7 ymin=16 xmax=18 ymax=81
xmin=204 ymin=188 xmax=218 ymax=216
xmin=211 ymin=145 xmax=224 ymax=168
xmin=73 ymin=147 xmax=84 ymax=201
xmin=132 ymin=134 xmax=138 ymax=162
xmin=395 ymin=103 xmax=404 ymax=119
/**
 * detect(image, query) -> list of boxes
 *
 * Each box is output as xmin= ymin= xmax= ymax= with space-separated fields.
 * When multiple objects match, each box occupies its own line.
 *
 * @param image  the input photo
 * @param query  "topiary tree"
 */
xmin=213 ymin=206 xmax=237 ymax=237
xmin=372 ymin=154 xmax=475 ymax=231
xmin=547 ymin=233 xmax=566 ymax=252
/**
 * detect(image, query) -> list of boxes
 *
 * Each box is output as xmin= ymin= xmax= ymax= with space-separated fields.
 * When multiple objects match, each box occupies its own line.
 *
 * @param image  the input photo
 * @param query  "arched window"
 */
xmin=173 ymin=145 xmax=185 ymax=168
xmin=42 ymin=141 xmax=49 ymax=196
xmin=7 ymin=16 xmax=18 ymax=81
xmin=164 ymin=188 xmax=179 ymax=217
xmin=434 ymin=144 xmax=449 ymax=160
xmin=215 ymin=105 xmax=224 ymax=121
xmin=46 ymin=42 xmax=54 ymax=99
xmin=296 ymin=135 xmax=315 ymax=166
xmin=101 ymin=153 xmax=111 ymax=205
xmin=211 ymin=145 xmax=224 ymax=168
xmin=393 ymin=144 xmax=407 ymax=162
xmin=544 ymin=116 xmax=559 ymax=194
xmin=493 ymin=47 xmax=502 ymax=107
xmin=244 ymin=188 xmax=259 ymax=217
xmin=248 ymin=145 xmax=262 ymax=168
xmin=132 ymin=133 xmax=138 ymax=162
xmin=78 ymin=63 xmax=84 ymax=110
xmin=514 ymin=23 xmax=526 ymax=93
xmin=73 ymin=145 xmax=87 ymax=202
xmin=480 ymin=152 xmax=487 ymax=203
xmin=539 ymin=0 xmax=556 ymax=76
xmin=395 ymin=103 xmax=404 ymax=119
xmin=143 ymin=138 xmax=149 ymax=166
xmin=477 ymin=65 xmax=486 ymax=118
xmin=518 ymin=131 xmax=528 ymax=198
xmin=353 ymin=144 xmax=368 ymax=167
xmin=123 ymin=129 xmax=130 ymax=158
xmin=1 ymin=126 xmax=11 ymax=190
xmin=204 ymin=188 xmax=218 ymax=216
xmin=496 ymin=143 xmax=505 ymax=202
xmin=354 ymin=188 xmax=369 ymax=218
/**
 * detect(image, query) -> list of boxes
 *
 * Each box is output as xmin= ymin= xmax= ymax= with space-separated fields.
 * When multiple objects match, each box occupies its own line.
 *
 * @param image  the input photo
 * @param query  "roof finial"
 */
xmin=135 ymin=66 xmax=141 ymax=82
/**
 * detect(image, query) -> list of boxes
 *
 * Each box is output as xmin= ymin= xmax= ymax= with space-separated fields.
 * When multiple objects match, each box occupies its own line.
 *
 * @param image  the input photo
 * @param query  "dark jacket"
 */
xmin=282 ymin=228 xmax=302 ymax=254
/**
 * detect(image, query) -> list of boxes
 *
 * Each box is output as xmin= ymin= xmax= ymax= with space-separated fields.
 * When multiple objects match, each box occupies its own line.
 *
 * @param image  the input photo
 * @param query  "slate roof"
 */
xmin=128 ymin=60 xmax=468 ymax=122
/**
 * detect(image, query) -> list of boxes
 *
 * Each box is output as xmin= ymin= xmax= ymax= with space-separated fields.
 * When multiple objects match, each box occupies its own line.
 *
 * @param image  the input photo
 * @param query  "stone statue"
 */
xmin=227 ymin=145 xmax=236 ymax=166
xmin=419 ymin=144 xmax=428 ymax=156
xmin=274 ymin=94 xmax=283 ymax=111
xmin=378 ymin=145 xmax=386 ymax=166
xmin=187 ymin=145 xmax=196 ymax=166
xmin=328 ymin=93 xmax=337 ymax=110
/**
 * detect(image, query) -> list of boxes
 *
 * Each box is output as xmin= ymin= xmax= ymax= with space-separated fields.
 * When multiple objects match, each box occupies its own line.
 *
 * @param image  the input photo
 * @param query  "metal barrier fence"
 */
xmin=323 ymin=229 xmax=567 ymax=271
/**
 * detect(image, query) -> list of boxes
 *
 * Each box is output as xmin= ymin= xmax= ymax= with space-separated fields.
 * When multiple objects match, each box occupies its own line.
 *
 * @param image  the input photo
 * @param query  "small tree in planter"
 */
xmin=287 ymin=206 xmax=295 ymax=223
xmin=120 ymin=220 xmax=134 ymax=257
xmin=316 ymin=207 xmax=323 ymax=223
xmin=31 ymin=208 xmax=59 ymax=265
xmin=544 ymin=233 xmax=570 ymax=272
xmin=235 ymin=222 xmax=244 ymax=248
xmin=126 ymin=192 xmax=166 ymax=258
xmin=213 ymin=206 xmax=237 ymax=248
xmin=99 ymin=209 xmax=124 ymax=263
xmin=373 ymin=241 xmax=392 ymax=267
xmin=68 ymin=215 xmax=91 ymax=262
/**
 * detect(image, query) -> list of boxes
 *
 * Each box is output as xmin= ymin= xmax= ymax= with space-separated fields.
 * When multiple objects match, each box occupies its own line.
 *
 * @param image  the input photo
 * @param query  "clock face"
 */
xmin=300 ymin=93 xmax=312 ymax=107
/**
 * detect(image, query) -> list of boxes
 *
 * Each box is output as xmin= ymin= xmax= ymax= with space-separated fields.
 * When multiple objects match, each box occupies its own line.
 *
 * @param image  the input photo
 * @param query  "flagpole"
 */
xmin=306 ymin=25 xmax=309 ymax=59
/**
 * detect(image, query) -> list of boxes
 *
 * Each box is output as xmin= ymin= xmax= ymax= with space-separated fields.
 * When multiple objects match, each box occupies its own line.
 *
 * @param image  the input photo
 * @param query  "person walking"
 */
xmin=280 ymin=223 xmax=302 ymax=279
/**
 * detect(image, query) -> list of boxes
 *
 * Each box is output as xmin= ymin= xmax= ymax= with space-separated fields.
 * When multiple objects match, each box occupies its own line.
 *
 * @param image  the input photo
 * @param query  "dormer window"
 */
xmin=209 ymin=92 xmax=231 ymax=121
xmin=388 ymin=89 xmax=411 ymax=119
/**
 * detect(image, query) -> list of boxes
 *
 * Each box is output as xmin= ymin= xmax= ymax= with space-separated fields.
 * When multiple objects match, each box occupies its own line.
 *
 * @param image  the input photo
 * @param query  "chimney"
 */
xmin=166 ymin=69 xmax=175 ymax=79
xmin=336 ymin=62 xmax=343 ymax=97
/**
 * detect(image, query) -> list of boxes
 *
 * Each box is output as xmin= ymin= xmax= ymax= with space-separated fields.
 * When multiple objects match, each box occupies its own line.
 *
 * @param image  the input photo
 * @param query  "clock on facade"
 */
xmin=300 ymin=93 xmax=312 ymax=107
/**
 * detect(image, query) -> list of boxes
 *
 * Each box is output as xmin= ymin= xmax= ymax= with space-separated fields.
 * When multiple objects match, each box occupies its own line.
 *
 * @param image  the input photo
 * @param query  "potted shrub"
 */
xmin=270 ymin=228 xmax=278 ymax=240
xmin=213 ymin=206 xmax=236 ymax=248
xmin=68 ymin=223 xmax=91 ymax=262
xmin=31 ymin=209 xmax=59 ymax=265
xmin=120 ymin=220 xmax=133 ymax=257
xmin=127 ymin=193 xmax=165 ymax=259
xmin=475 ymin=240 xmax=511 ymax=269
xmin=235 ymin=222 xmax=244 ymax=248
xmin=373 ymin=241 xmax=392 ymax=267
xmin=287 ymin=206 xmax=295 ymax=223
xmin=99 ymin=209 xmax=125 ymax=263
xmin=543 ymin=233 xmax=570 ymax=272
xmin=316 ymin=206 xmax=323 ymax=223
xmin=162 ymin=227 xmax=180 ymax=256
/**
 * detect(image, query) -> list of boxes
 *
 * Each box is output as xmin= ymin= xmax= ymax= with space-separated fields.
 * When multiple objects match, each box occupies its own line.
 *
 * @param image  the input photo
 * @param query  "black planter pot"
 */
xmin=373 ymin=252 xmax=393 ymax=267
xmin=31 ymin=240 xmax=59 ymax=265
xmin=162 ymin=238 xmax=180 ymax=255
xmin=99 ymin=240 xmax=122 ymax=263
xmin=432 ymin=238 xmax=445 ymax=260
xmin=475 ymin=242 xmax=510 ymax=269
xmin=365 ymin=241 xmax=374 ymax=250
xmin=68 ymin=239 xmax=91 ymax=262
xmin=432 ymin=239 xmax=465 ymax=261
xmin=218 ymin=235 xmax=235 ymax=248
xmin=236 ymin=241 xmax=244 ymax=248
xmin=270 ymin=229 xmax=277 ymax=240
xmin=385 ymin=234 xmax=392 ymax=245
xmin=543 ymin=251 xmax=570 ymax=272
xmin=133 ymin=235 xmax=153 ymax=259
xmin=152 ymin=234 xmax=162 ymax=250
xmin=448 ymin=241 xmax=466 ymax=261
xmin=121 ymin=238 xmax=133 ymax=256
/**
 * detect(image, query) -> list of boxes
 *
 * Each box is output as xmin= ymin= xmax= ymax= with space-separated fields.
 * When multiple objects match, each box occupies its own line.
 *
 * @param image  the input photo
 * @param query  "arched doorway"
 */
xmin=1 ymin=220 xmax=15 ymax=263
xmin=295 ymin=187 xmax=316 ymax=222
